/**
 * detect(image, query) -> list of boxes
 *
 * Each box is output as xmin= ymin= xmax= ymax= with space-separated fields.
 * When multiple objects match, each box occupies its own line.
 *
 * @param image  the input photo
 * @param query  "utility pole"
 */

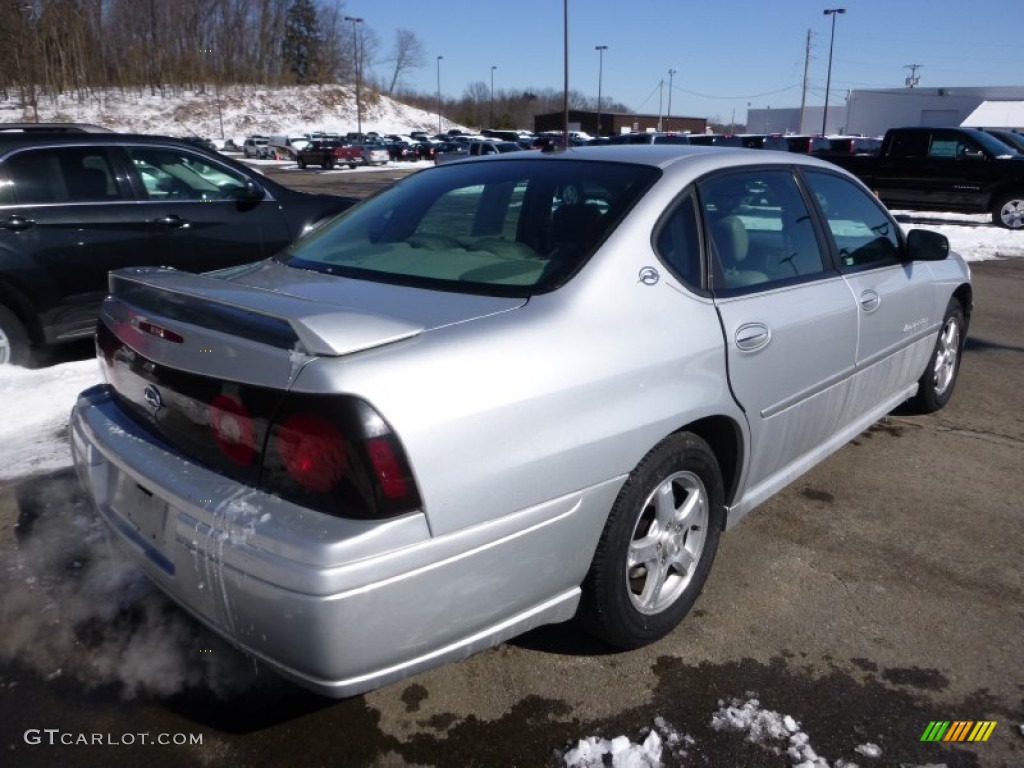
xmin=436 ymin=55 xmax=444 ymax=135
xmin=799 ymin=29 xmax=811 ymax=134
xmin=657 ymin=78 xmax=664 ymax=131
xmin=904 ymin=64 xmax=923 ymax=88
xmin=822 ymin=8 xmax=846 ymax=136
xmin=490 ymin=65 xmax=497 ymax=127
xmin=667 ymin=68 xmax=677 ymax=124
xmin=595 ymin=45 xmax=608 ymax=137
xmin=344 ymin=16 xmax=364 ymax=137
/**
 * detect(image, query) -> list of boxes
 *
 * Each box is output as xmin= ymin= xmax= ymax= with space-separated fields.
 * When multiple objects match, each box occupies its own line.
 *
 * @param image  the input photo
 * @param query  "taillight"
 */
xmin=210 ymin=393 xmax=257 ymax=466
xmin=261 ymin=395 xmax=421 ymax=520
xmin=273 ymin=412 xmax=347 ymax=493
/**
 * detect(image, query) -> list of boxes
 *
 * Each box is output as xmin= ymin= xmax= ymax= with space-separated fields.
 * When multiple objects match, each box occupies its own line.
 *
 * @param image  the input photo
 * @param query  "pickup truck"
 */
xmin=434 ymin=140 xmax=524 ymax=165
xmin=296 ymin=140 xmax=363 ymax=170
xmin=823 ymin=126 xmax=1024 ymax=228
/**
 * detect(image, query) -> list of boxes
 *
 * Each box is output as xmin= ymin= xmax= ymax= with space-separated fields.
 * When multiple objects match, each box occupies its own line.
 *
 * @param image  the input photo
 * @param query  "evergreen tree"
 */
xmin=281 ymin=0 xmax=322 ymax=84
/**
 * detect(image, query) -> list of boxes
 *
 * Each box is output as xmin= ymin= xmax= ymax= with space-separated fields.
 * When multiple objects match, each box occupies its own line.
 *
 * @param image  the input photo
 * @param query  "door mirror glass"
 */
xmin=905 ymin=228 xmax=949 ymax=261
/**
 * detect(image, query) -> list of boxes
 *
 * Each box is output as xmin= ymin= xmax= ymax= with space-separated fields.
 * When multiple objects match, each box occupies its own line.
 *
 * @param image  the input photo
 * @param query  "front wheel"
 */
xmin=909 ymin=298 xmax=965 ymax=413
xmin=993 ymin=192 xmax=1024 ymax=229
xmin=297 ymin=157 xmax=306 ymax=169
xmin=323 ymin=157 xmax=334 ymax=170
xmin=578 ymin=432 xmax=724 ymax=649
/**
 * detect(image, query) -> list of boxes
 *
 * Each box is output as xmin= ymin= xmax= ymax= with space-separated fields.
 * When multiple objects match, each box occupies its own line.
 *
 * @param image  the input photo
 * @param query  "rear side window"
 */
xmin=698 ymin=169 xmax=827 ymax=292
xmin=3 ymin=147 xmax=122 ymax=204
xmin=655 ymin=193 xmax=702 ymax=288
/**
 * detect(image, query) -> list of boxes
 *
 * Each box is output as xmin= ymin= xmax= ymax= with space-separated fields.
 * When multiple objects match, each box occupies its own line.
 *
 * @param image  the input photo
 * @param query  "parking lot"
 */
xmin=0 ymin=166 xmax=1021 ymax=768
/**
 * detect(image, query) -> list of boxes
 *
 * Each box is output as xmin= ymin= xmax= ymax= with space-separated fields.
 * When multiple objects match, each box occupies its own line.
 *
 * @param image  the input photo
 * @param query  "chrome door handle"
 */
xmin=735 ymin=322 xmax=771 ymax=352
xmin=0 ymin=215 xmax=35 ymax=231
xmin=859 ymin=289 xmax=881 ymax=312
xmin=154 ymin=214 xmax=188 ymax=228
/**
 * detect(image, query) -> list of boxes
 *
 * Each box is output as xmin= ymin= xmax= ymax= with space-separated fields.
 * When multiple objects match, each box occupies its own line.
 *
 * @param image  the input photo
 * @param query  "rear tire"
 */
xmin=0 ymin=304 xmax=33 ymax=366
xmin=323 ymin=157 xmax=334 ymax=170
xmin=909 ymin=299 xmax=965 ymax=413
xmin=993 ymin=192 xmax=1024 ymax=229
xmin=578 ymin=432 xmax=724 ymax=649
xmin=297 ymin=157 xmax=306 ymax=169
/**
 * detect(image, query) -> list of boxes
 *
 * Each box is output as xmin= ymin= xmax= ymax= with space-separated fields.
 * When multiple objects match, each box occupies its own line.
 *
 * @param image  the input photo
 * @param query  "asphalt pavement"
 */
xmin=0 ymin=166 xmax=1021 ymax=767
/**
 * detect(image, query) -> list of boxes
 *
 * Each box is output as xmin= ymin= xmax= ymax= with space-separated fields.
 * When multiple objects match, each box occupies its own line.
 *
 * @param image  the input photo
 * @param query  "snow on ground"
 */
xmin=0 ymin=359 xmax=101 ymax=482
xmin=0 ymin=84 xmax=465 ymax=143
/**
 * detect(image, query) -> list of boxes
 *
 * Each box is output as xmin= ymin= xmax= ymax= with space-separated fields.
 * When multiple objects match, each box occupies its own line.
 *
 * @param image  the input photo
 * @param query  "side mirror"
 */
xmin=905 ymin=228 xmax=949 ymax=261
xmin=238 ymin=179 xmax=265 ymax=201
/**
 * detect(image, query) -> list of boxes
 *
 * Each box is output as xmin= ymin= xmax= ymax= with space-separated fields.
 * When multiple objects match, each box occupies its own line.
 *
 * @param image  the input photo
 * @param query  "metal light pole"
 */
xmin=667 ymin=68 xmax=677 ymax=124
xmin=595 ymin=45 xmax=607 ymax=137
xmin=490 ymin=65 xmax=497 ymax=128
xmin=562 ymin=0 xmax=569 ymax=147
xmin=344 ymin=16 xmax=364 ymax=137
xmin=436 ymin=55 xmax=444 ymax=135
xmin=822 ymin=8 xmax=845 ymax=136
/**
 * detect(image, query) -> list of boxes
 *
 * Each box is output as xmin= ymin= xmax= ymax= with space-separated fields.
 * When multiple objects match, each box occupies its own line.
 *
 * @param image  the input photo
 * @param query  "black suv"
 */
xmin=0 ymin=133 xmax=356 ymax=365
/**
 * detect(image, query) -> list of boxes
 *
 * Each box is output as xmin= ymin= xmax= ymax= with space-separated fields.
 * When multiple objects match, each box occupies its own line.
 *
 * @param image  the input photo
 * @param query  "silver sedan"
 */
xmin=70 ymin=146 xmax=971 ymax=697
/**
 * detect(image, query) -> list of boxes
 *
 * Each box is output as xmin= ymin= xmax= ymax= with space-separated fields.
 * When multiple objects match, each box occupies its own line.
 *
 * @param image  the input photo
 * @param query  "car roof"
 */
xmin=481 ymin=143 xmax=842 ymax=173
xmin=0 ymin=132 xmax=209 ymax=148
xmin=0 ymin=122 xmax=115 ymax=133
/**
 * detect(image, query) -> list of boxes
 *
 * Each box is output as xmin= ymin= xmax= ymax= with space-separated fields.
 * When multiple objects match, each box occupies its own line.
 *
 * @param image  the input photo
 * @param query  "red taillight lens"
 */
xmin=261 ymin=395 xmax=421 ymax=520
xmin=367 ymin=437 xmax=408 ymax=499
xmin=274 ymin=413 xmax=348 ymax=493
xmin=210 ymin=393 xmax=256 ymax=465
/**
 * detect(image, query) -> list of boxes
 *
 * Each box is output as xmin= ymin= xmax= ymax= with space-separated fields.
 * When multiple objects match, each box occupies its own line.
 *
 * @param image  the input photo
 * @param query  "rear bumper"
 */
xmin=69 ymin=385 xmax=616 ymax=697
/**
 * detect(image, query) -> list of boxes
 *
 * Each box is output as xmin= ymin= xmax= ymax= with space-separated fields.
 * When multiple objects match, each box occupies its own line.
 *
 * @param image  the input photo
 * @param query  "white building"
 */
xmin=746 ymin=86 xmax=1024 ymax=137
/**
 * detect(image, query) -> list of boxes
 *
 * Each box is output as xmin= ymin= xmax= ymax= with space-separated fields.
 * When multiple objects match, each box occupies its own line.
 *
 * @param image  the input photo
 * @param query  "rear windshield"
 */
xmin=283 ymin=158 xmax=660 ymax=296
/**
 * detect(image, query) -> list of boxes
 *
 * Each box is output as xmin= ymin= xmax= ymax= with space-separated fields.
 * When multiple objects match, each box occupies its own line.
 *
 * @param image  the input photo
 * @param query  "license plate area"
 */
xmin=112 ymin=476 xmax=168 ymax=550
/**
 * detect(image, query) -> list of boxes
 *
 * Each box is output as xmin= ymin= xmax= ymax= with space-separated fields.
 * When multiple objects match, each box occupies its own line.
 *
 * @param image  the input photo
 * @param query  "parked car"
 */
xmin=362 ymin=145 xmax=389 ymax=166
xmin=686 ymin=134 xmax=744 ymax=147
xmin=604 ymin=132 xmax=692 ymax=146
xmin=0 ymin=133 xmax=356 ymax=365
xmin=978 ymin=128 xmax=1024 ymax=154
xmin=784 ymin=135 xmax=832 ymax=154
xmin=434 ymin=140 xmax=523 ymax=164
xmin=737 ymin=134 xmax=790 ymax=151
xmin=296 ymin=140 xmax=363 ymax=169
xmin=179 ymin=135 xmax=217 ymax=151
xmin=242 ymin=135 xmax=271 ymax=159
xmin=69 ymin=145 xmax=970 ymax=697
xmin=385 ymin=140 xmax=421 ymax=162
xmin=813 ymin=135 xmax=883 ymax=157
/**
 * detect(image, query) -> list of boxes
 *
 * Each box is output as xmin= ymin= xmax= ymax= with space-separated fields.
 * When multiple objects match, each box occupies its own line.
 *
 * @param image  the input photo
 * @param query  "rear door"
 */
xmin=122 ymin=143 xmax=292 ymax=271
xmin=701 ymin=169 xmax=859 ymax=492
xmin=0 ymin=144 xmax=156 ymax=341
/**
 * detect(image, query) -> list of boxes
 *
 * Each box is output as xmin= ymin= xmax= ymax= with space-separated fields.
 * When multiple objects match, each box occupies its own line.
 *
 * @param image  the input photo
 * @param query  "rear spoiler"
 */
xmin=108 ymin=267 xmax=423 ymax=357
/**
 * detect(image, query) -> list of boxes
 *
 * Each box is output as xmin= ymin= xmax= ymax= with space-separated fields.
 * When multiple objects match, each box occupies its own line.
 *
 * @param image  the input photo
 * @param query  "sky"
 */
xmin=351 ymin=0 xmax=1023 ymax=124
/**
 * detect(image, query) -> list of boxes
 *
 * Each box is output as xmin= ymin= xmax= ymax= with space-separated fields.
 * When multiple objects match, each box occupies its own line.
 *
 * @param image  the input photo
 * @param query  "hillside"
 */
xmin=0 ymin=85 xmax=464 ymax=141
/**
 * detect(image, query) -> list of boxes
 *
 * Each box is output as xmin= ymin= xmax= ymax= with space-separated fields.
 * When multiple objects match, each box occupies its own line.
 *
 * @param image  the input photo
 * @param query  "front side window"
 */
xmin=802 ymin=170 xmax=901 ymax=270
xmin=698 ymin=169 xmax=827 ymax=292
xmin=3 ymin=147 xmax=121 ymax=204
xmin=126 ymin=146 xmax=247 ymax=201
xmin=284 ymin=159 xmax=659 ymax=295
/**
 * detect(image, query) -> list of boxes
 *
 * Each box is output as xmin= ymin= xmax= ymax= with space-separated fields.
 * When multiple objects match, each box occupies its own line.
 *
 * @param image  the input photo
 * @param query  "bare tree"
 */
xmin=383 ymin=28 xmax=424 ymax=96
